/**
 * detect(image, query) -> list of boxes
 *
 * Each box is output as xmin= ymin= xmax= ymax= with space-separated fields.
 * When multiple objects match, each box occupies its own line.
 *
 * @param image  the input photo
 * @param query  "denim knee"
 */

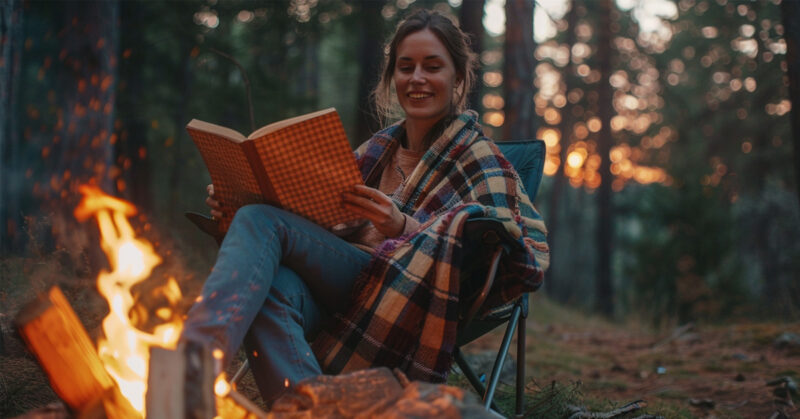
xmin=232 ymin=204 xmax=272 ymax=225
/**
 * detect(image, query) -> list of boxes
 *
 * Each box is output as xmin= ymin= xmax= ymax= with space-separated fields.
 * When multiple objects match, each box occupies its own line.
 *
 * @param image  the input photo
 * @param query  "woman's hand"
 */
xmin=205 ymin=184 xmax=223 ymax=219
xmin=342 ymin=184 xmax=405 ymax=237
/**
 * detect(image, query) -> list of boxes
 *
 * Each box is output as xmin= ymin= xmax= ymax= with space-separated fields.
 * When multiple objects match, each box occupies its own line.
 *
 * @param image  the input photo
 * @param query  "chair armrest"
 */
xmin=185 ymin=211 xmax=223 ymax=246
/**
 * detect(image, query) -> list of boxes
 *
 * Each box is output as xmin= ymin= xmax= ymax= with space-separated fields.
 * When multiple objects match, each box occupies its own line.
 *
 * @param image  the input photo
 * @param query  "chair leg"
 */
xmin=516 ymin=305 xmax=527 ymax=417
xmin=231 ymin=358 xmax=250 ymax=385
xmin=454 ymin=348 xmax=502 ymax=412
xmin=483 ymin=304 xmax=522 ymax=410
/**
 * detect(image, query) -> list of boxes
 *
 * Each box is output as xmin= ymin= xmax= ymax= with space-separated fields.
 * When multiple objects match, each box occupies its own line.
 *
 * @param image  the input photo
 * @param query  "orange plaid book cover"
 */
xmin=187 ymin=108 xmax=363 ymax=232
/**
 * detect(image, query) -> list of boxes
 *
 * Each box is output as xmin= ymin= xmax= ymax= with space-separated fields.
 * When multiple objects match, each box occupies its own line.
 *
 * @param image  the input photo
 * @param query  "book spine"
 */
xmin=241 ymin=141 xmax=280 ymax=207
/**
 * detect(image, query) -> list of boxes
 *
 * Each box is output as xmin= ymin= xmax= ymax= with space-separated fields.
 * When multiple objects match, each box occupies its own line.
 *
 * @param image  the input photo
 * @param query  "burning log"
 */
xmin=15 ymin=286 xmax=115 ymax=410
xmin=215 ymin=391 xmax=268 ymax=419
xmin=77 ymin=386 xmax=139 ymax=419
xmin=15 ymin=285 xmax=139 ymax=419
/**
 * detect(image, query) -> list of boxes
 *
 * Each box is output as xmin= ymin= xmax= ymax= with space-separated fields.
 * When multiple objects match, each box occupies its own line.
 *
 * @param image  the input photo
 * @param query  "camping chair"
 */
xmin=185 ymin=139 xmax=546 ymax=417
xmin=455 ymin=139 xmax=545 ymax=417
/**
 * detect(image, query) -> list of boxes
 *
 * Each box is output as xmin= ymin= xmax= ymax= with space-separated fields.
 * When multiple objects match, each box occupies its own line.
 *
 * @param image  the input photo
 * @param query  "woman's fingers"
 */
xmin=206 ymin=196 xmax=221 ymax=209
xmin=206 ymin=184 xmax=222 ymax=219
xmin=352 ymin=184 xmax=392 ymax=205
xmin=342 ymin=186 xmax=405 ymax=237
xmin=342 ymin=192 xmax=386 ymax=217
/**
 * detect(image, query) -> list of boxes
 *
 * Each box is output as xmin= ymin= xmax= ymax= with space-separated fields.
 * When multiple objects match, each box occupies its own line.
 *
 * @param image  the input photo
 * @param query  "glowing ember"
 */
xmin=214 ymin=373 xmax=231 ymax=397
xmin=75 ymin=185 xmax=183 ymax=415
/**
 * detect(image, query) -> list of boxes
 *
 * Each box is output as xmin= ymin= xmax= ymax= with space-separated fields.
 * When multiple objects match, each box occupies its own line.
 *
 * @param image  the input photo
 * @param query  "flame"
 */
xmin=75 ymin=185 xmax=183 ymax=415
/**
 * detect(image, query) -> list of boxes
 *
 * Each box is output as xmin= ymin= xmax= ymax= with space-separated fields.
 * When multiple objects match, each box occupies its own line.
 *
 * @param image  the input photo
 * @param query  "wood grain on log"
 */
xmin=216 ymin=390 xmax=268 ymax=419
xmin=15 ymin=286 xmax=114 ymax=411
xmin=146 ymin=340 xmax=217 ymax=419
xmin=146 ymin=346 xmax=185 ymax=419
xmin=76 ymin=386 xmax=139 ymax=419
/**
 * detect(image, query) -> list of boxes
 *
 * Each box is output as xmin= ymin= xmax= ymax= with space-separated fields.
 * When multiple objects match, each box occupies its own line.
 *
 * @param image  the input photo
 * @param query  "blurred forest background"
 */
xmin=1 ymin=0 xmax=798 ymax=327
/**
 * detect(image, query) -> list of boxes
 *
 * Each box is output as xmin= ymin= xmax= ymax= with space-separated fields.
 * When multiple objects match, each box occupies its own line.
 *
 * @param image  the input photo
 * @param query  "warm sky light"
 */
xmin=481 ymin=0 xmax=678 ymax=41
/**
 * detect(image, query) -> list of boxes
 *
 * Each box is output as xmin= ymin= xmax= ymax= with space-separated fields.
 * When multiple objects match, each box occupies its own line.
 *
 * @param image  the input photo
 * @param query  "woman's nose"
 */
xmin=410 ymin=66 xmax=425 ymax=84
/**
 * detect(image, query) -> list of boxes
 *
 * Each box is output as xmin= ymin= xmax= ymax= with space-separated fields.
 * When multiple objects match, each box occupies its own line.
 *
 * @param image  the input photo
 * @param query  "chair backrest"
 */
xmin=495 ymin=139 xmax=546 ymax=202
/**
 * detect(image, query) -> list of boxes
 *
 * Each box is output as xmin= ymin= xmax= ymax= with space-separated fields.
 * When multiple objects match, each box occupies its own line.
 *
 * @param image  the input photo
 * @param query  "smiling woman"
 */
xmin=393 ymin=30 xmax=460 ymax=151
xmin=184 ymin=8 xmax=548 ymax=408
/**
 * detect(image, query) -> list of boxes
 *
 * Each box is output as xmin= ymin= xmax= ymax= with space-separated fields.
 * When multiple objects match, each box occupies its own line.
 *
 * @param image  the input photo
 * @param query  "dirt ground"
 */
xmin=462 ymin=296 xmax=800 ymax=418
xmin=2 ymin=253 xmax=799 ymax=418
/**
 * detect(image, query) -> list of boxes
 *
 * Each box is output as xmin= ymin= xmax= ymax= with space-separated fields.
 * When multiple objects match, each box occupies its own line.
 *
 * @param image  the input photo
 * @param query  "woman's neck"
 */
xmin=403 ymin=119 xmax=436 ymax=152
xmin=403 ymin=114 xmax=454 ymax=152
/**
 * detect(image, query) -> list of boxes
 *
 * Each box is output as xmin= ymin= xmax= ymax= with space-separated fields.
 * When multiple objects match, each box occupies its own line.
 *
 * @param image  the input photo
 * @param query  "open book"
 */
xmin=187 ymin=108 xmax=363 ymax=232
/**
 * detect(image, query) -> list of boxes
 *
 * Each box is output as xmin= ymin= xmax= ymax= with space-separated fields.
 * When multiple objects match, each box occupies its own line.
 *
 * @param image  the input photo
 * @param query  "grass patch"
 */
xmin=703 ymin=360 xmax=726 ymax=373
xmin=638 ymin=400 xmax=696 ymax=418
xmin=531 ymin=296 xmax=617 ymax=332
xmin=527 ymin=339 xmax=601 ymax=376
xmin=583 ymin=379 xmax=629 ymax=392
xmin=651 ymin=387 xmax=690 ymax=400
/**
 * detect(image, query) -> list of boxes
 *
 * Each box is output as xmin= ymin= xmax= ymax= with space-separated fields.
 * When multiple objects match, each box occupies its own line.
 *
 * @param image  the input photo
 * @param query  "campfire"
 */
xmin=15 ymin=186 xmax=265 ymax=418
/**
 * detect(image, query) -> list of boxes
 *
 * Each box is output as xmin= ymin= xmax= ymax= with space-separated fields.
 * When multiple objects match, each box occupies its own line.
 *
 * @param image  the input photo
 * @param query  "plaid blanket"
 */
xmin=311 ymin=111 xmax=549 ymax=382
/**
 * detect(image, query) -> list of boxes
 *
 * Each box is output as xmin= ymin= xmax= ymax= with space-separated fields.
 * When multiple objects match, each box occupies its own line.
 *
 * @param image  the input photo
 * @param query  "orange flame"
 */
xmin=75 ymin=185 xmax=182 ymax=415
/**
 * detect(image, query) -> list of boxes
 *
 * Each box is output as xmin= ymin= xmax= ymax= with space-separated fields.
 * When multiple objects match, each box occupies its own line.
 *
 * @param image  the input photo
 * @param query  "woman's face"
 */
xmin=393 ymin=29 xmax=459 ymax=126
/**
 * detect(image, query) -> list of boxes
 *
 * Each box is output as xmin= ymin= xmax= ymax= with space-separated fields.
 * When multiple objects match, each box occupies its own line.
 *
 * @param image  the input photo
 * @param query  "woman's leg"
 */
xmin=243 ymin=266 xmax=325 ymax=404
xmin=181 ymin=204 xmax=371 ymax=365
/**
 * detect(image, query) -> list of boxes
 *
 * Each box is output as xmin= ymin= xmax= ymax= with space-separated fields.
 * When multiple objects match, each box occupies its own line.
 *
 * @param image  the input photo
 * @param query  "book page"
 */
xmin=247 ymin=108 xmax=336 ymax=140
xmin=187 ymin=127 xmax=263 ymax=232
xmin=187 ymin=119 xmax=248 ymax=143
xmin=250 ymin=110 xmax=363 ymax=228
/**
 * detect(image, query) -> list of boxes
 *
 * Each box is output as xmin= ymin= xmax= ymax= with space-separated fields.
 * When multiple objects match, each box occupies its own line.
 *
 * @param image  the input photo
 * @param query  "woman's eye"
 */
xmin=426 ymin=66 xmax=441 ymax=71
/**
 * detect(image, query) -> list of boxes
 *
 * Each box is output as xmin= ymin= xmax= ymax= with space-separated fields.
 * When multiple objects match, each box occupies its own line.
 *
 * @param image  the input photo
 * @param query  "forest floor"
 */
xmin=1 ymin=252 xmax=799 ymax=418
xmin=458 ymin=296 xmax=800 ymax=418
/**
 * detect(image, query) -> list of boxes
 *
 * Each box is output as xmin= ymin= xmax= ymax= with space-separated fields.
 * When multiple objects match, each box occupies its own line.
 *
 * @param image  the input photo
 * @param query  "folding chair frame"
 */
xmin=454 ymin=236 xmax=529 ymax=417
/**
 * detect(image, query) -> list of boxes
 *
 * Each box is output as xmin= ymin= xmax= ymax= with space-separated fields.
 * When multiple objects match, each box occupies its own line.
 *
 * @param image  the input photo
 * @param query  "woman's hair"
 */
xmin=373 ymin=9 xmax=478 ymax=125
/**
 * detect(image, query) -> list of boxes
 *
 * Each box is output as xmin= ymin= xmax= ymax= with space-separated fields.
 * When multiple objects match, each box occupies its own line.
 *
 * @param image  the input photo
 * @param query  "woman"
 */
xmin=183 ymin=9 xmax=549 ymax=405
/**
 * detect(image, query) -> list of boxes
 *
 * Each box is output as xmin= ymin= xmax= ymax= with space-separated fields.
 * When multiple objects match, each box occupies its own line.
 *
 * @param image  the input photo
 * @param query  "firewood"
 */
xmin=15 ymin=286 xmax=114 ymax=411
xmin=215 ymin=390 xmax=268 ymax=419
xmin=146 ymin=346 xmax=185 ymax=419
xmin=184 ymin=339 xmax=216 ymax=419
xmin=77 ymin=385 xmax=139 ymax=419
xmin=146 ymin=340 xmax=218 ymax=419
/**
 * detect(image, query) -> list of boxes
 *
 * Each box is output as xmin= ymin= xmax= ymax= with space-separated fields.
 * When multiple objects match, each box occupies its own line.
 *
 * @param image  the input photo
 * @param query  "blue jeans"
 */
xmin=181 ymin=204 xmax=371 ymax=404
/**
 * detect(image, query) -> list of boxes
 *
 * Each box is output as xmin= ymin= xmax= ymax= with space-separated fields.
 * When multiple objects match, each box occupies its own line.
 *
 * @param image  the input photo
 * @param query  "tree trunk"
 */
xmin=167 ymin=41 xmax=193 ymax=224
xmin=502 ymin=0 xmax=536 ymax=140
xmin=355 ymin=0 xmax=385 ymax=143
xmin=545 ymin=0 xmax=578 ymax=300
xmin=459 ymin=0 xmax=485 ymax=111
xmin=782 ymin=0 xmax=800 ymax=204
xmin=117 ymin=1 xmax=151 ymax=211
xmin=595 ymin=0 xmax=614 ymax=317
xmin=0 ymin=0 xmax=23 ymax=252
xmin=51 ymin=0 xmax=119 ymax=196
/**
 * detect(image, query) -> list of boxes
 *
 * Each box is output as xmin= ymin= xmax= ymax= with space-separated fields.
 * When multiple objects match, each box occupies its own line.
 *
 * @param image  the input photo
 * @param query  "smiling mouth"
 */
xmin=408 ymin=92 xmax=433 ymax=99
